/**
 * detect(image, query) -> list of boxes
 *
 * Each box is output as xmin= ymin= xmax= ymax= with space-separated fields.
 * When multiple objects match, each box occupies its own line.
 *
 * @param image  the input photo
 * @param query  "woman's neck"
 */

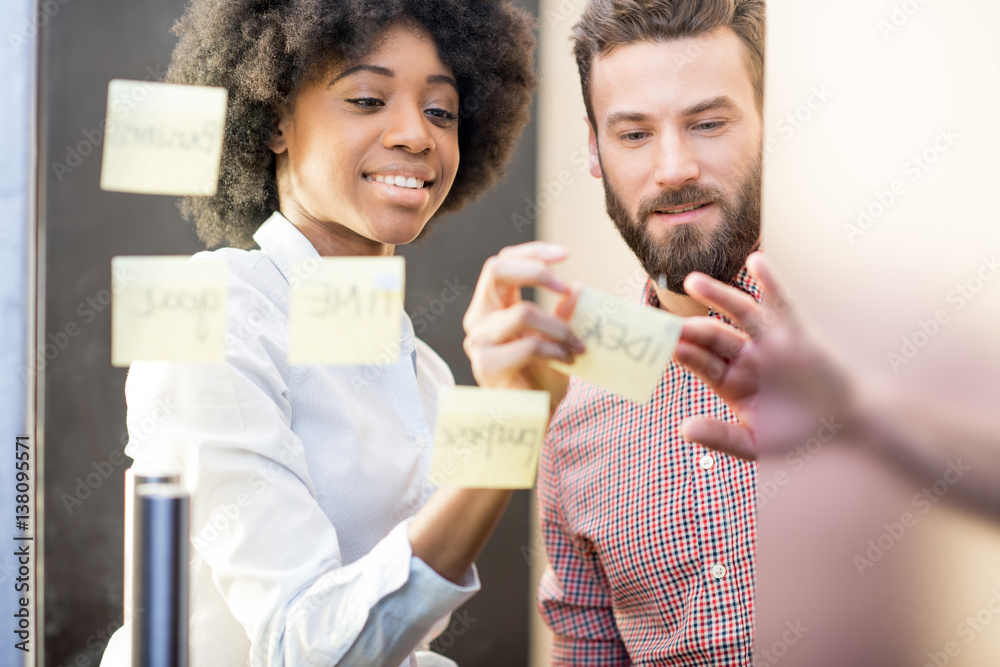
xmin=278 ymin=202 xmax=394 ymax=258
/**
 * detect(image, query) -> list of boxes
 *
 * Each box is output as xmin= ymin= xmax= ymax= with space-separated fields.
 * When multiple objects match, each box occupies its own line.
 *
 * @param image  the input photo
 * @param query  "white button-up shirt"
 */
xmin=101 ymin=212 xmax=479 ymax=667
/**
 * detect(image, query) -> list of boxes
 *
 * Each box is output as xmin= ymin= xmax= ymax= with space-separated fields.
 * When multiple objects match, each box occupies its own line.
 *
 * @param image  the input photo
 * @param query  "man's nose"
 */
xmin=652 ymin=133 xmax=700 ymax=188
xmin=382 ymin=103 xmax=436 ymax=155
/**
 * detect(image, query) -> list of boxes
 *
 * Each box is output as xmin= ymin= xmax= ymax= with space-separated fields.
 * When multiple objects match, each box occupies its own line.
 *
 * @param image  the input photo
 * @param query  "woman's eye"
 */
xmin=346 ymin=97 xmax=384 ymax=109
xmin=426 ymin=108 xmax=459 ymax=124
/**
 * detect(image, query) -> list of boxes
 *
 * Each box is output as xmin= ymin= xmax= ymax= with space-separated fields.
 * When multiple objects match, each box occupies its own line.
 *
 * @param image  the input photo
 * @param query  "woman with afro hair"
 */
xmin=98 ymin=1 xmax=577 ymax=665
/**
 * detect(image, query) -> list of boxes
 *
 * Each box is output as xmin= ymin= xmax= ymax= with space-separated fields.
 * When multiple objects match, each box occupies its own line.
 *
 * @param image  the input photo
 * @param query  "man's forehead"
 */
xmin=589 ymin=27 xmax=756 ymax=124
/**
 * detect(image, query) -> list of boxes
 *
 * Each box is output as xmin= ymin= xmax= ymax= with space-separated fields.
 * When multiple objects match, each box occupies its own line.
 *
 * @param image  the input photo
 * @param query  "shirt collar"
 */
xmin=641 ymin=266 xmax=761 ymax=328
xmin=252 ymin=210 xmax=321 ymax=284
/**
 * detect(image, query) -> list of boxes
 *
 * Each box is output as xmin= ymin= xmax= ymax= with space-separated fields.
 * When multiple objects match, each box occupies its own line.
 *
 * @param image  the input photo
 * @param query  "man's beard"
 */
xmin=603 ymin=159 xmax=762 ymax=294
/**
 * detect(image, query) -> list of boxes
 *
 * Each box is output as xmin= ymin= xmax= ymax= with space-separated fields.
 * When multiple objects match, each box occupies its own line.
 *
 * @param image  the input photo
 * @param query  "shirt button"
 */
xmin=416 ymin=437 xmax=428 ymax=448
xmin=711 ymin=563 xmax=728 ymax=580
xmin=699 ymin=454 xmax=715 ymax=470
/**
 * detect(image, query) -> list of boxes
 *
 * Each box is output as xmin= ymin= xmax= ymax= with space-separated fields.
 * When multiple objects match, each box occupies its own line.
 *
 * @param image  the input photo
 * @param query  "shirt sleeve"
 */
xmin=536 ymin=425 xmax=631 ymax=666
xmin=337 ymin=556 xmax=477 ymax=666
xmin=123 ymin=265 xmax=478 ymax=667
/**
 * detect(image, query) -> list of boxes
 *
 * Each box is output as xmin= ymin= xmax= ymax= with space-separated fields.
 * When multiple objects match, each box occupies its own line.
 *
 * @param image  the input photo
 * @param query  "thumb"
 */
xmin=681 ymin=417 xmax=758 ymax=461
xmin=553 ymin=283 xmax=582 ymax=322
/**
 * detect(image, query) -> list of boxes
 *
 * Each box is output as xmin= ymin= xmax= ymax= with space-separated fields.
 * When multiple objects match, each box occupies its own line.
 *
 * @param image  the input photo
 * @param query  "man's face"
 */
xmin=587 ymin=27 xmax=763 ymax=294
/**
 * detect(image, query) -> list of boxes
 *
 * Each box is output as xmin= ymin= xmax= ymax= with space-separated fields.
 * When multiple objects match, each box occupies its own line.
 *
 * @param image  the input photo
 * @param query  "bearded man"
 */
xmin=462 ymin=0 xmax=765 ymax=663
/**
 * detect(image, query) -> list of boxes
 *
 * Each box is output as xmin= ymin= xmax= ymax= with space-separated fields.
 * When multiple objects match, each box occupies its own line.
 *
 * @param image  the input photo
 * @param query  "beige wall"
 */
xmin=535 ymin=0 xmax=1000 ymax=664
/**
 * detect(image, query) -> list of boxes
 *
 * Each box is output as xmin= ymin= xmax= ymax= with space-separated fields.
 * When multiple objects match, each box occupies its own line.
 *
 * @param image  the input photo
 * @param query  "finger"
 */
xmin=467 ymin=302 xmax=585 ymax=351
xmin=465 ymin=256 xmax=570 ymax=331
xmin=683 ymin=272 xmax=764 ymax=336
xmin=746 ymin=252 xmax=799 ymax=324
xmin=674 ymin=340 xmax=730 ymax=388
xmin=553 ymin=283 xmax=582 ymax=322
xmin=680 ymin=318 xmax=749 ymax=362
xmin=474 ymin=336 xmax=576 ymax=378
xmin=497 ymin=241 xmax=568 ymax=261
xmin=681 ymin=417 xmax=758 ymax=461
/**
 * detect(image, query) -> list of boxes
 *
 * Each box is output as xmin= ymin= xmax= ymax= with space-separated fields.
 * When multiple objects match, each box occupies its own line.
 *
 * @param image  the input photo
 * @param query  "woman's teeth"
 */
xmin=368 ymin=174 xmax=425 ymax=189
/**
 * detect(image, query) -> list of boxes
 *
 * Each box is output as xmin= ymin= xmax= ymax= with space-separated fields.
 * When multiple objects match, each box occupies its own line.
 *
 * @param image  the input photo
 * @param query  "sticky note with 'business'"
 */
xmin=288 ymin=256 xmax=405 ymax=365
xmin=551 ymin=287 xmax=682 ymax=403
xmin=100 ymin=80 xmax=228 ymax=196
xmin=111 ymin=256 xmax=228 ymax=366
xmin=428 ymin=387 xmax=550 ymax=489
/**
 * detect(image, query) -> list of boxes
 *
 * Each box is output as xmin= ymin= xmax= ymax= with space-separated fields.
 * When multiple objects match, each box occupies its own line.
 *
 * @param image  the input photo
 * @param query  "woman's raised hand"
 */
xmin=462 ymin=242 xmax=584 ymax=414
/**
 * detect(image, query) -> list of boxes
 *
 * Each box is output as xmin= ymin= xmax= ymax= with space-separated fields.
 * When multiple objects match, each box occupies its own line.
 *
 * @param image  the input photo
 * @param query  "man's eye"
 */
xmin=426 ymin=108 xmax=459 ymax=123
xmin=696 ymin=121 xmax=726 ymax=131
xmin=346 ymin=97 xmax=384 ymax=109
xmin=621 ymin=131 xmax=647 ymax=142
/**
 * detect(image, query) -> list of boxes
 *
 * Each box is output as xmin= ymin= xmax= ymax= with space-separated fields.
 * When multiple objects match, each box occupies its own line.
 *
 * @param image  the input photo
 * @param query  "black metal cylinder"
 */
xmin=125 ymin=471 xmax=180 ymax=618
xmin=132 ymin=482 xmax=189 ymax=667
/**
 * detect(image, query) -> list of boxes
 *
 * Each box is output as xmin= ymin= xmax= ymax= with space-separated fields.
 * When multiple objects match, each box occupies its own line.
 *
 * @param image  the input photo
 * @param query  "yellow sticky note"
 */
xmin=288 ymin=256 xmax=405 ymax=365
xmin=100 ymin=80 xmax=228 ymax=196
xmin=111 ymin=256 xmax=228 ymax=366
xmin=428 ymin=387 xmax=550 ymax=489
xmin=551 ymin=287 xmax=682 ymax=403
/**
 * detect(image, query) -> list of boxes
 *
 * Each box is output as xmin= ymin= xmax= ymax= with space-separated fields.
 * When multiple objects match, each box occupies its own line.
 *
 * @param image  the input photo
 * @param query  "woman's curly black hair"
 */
xmin=166 ymin=0 xmax=537 ymax=249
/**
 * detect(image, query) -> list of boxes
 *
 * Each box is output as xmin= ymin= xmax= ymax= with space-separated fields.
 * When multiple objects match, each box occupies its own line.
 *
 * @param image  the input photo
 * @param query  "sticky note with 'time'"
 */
xmin=100 ymin=80 xmax=228 ymax=196
xmin=111 ymin=256 xmax=229 ymax=366
xmin=551 ymin=287 xmax=683 ymax=403
xmin=428 ymin=387 xmax=550 ymax=489
xmin=288 ymin=256 xmax=405 ymax=365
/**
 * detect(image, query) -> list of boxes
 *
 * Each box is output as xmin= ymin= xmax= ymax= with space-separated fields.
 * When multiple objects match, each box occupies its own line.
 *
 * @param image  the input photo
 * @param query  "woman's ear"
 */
xmin=268 ymin=106 xmax=290 ymax=154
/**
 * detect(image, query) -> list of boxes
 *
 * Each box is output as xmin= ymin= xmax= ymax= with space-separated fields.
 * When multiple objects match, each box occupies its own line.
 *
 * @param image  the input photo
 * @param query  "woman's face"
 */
xmin=271 ymin=20 xmax=460 ymax=253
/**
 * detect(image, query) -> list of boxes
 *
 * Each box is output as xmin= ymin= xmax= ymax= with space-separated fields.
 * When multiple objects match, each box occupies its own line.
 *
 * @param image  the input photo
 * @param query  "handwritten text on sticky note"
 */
xmin=288 ymin=256 xmax=405 ymax=365
xmin=428 ymin=387 xmax=550 ymax=489
xmin=111 ymin=256 xmax=228 ymax=366
xmin=551 ymin=287 xmax=682 ymax=403
xmin=100 ymin=80 xmax=228 ymax=196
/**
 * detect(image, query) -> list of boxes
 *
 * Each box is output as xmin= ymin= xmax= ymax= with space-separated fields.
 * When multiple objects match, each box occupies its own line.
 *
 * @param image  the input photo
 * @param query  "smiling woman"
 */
xmin=268 ymin=22 xmax=463 ymax=255
xmin=166 ymin=0 xmax=536 ymax=250
xmin=97 ymin=1 xmax=537 ymax=667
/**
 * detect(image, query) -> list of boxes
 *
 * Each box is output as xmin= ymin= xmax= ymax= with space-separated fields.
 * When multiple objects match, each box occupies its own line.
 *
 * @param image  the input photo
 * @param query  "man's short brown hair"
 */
xmin=572 ymin=0 xmax=765 ymax=126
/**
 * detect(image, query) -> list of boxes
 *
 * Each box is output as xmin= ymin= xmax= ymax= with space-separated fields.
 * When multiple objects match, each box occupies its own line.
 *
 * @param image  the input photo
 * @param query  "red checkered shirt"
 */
xmin=537 ymin=269 xmax=759 ymax=666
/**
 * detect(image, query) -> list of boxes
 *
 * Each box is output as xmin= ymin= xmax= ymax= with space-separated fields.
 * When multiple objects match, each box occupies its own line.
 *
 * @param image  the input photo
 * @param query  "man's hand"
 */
xmin=463 ymin=242 xmax=584 ymax=414
xmin=674 ymin=252 xmax=853 ymax=460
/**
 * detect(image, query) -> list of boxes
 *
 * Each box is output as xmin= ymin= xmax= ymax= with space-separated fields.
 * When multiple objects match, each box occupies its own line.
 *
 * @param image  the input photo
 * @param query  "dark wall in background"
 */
xmin=40 ymin=1 xmax=538 ymax=665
